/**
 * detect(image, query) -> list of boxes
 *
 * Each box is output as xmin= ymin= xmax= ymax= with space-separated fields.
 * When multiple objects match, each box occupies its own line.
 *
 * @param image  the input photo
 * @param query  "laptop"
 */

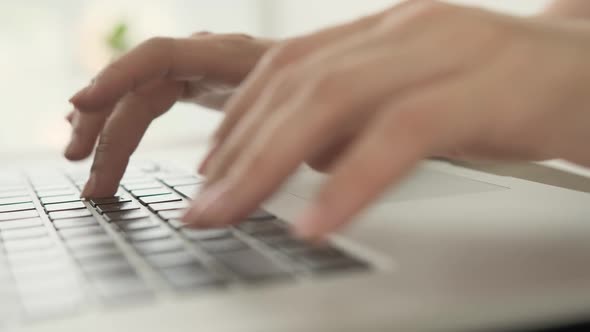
xmin=2 ymin=146 xmax=590 ymax=332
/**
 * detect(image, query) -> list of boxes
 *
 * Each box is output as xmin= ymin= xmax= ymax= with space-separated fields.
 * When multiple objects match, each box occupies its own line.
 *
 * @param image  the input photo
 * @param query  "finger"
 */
xmin=64 ymin=108 xmax=110 ymax=160
xmin=209 ymin=0 xmax=440 ymax=147
xmin=65 ymin=110 xmax=76 ymax=124
xmin=82 ymin=80 xmax=184 ymax=197
xmin=184 ymin=38 xmax=444 ymax=227
xmin=293 ymin=100 xmax=445 ymax=240
xmin=204 ymin=32 xmax=452 ymax=187
xmin=182 ymin=89 xmax=351 ymax=227
xmin=293 ymin=77 xmax=485 ymax=239
xmin=70 ymin=36 xmax=264 ymax=112
xmin=305 ymin=137 xmax=353 ymax=173
xmin=209 ymin=10 xmax=387 ymax=147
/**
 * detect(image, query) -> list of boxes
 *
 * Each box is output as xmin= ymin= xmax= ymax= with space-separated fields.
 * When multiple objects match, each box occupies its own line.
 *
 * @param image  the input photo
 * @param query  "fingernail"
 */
xmin=81 ymin=173 xmax=97 ymax=198
xmin=182 ymin=181 xmax=231 ymax=225
xmin=293 ymin=205 xmax=326 ymax=240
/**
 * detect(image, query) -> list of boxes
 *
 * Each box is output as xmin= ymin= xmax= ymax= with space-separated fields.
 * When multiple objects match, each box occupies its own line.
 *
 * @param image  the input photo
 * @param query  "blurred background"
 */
xmin=0 ymin=0 xmax=551 ymax=157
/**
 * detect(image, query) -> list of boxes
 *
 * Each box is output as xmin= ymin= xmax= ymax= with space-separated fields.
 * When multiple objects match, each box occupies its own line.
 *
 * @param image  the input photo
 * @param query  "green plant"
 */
xmin=106 ymin=21 xmax=130 ymax=54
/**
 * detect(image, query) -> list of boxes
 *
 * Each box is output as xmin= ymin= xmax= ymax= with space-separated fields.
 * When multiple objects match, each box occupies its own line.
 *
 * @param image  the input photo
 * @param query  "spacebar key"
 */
xmin=212 ymin=249 xmax=288 ymax=281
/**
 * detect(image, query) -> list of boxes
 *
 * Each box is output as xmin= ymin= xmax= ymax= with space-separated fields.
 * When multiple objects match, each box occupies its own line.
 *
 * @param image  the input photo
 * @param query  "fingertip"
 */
xmin=63 ymin=134 xmax=94 ymax=161
xmin=80 ymin=173 xmax=97 ymax=198
xmin=65 ymin=110 xmax=76 ymax=125
xmin=197 ymin=146 xmax=218 ymax=175
xmin=292 ymin=205 xmax=328 ymax=240
xmin=69 ymin=86 xmax=91 ymax=107
xmin=63 ymin=147 xmax=91 ymax=161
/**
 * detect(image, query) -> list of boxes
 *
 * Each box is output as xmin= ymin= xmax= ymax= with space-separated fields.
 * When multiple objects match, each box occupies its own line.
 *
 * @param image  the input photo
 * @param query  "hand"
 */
xmin=66 ymin=32 xmax=273 ymax=197
xmin=187 ymin=0 xmax=590 ymax=239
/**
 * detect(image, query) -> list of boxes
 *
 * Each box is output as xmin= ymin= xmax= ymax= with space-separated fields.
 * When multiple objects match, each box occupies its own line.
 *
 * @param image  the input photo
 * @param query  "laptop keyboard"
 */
xmin=0 ymin=162 xmax=369 ymax=323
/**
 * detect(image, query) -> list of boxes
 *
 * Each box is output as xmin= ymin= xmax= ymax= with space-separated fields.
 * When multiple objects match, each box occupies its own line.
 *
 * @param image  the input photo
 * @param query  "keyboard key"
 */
xmin=58 ymin=225 xmax=105 ymax=239
xmin=36 ymin=189 xmax=75 ymax=198
xmin=49 ymin=209 xmax=91 ymax=220
xmin=291 ymin=248 xmax=366 ymax=271
xmin=131 ymin=188 xmax=171 ymax=198
xmin=212 ymin=249 xmax=288 ymax=281
xmin=33 ymin=184 xmax=70 ymax=192
xmin=96 ymin=202 xmax=140 ymax=214
xmin=44 ymin=201 xmax=86 ymax=212
xmin=40 ymin=195 xmax=80 ymax=205
xmin=1 ymin=227 xmax=47 ymax=241
xmin=0 ymin=185 xmax=26 ymax=192
xmin=182 ymin=228 xmax=232 ymax=241
xmin=126 ymin=227 xmax=171 ymax=242
xmin=89 ymin=196 xmax=131 ymax=207
xmin=71 ymin=243 xmax=121 ymax=261
xmin=78 ymin=253 xmax=128 ymax=269
xmin=148 ymin=200 xmax=188 ymax=212
xmin=123 ymin=182 xmax=162 ymax=191
xmin=115 ymin=218 xmax=159 ymax=232
xmin=86 ymin=264 xmax=137 ymax=280
xmin=145 ymin=251 xmax=199 ymax=269
xmin=161 ymin=176 xmax=203 ymax=187
xmin=11 ymin=258 xmax=71 ymax=277
xmin=160 ymin=264 xmax=224 ymax=290
xmin=52 ymin=217 xmax=98 ymax=229
xmin=0 ymin=190 xmax=29 ymax=199
xmin=257 ymin=235 xmax=310 ymax=252
xmin=0 ymin=209 xmax=39 ymax=221
xmin=174 ymin=185 xmax=199 ymax=198
xmin=198 ymin=237 xmax=248 ymax=253
xmin=246 ymin=209 xmax=277 ymax=221
xmin=0 ymin=217 xmax=43 ymax=230
xmin=7 ymin=248 xmax=62 ymax=266
xmin=93 ymin=275 xmax=152 ymax=302
xmin=132 ymin=238 xmax=184 ymax=255
xmin=0 ymin=202 xmax=35 ymax=213
xmin=103 ymin=210 xmax=148 ymax=222
xmin=138 ymin=193 xmax=181 ymax=205
xmin=0 ymin=196 xmax=31 ymax=206
xmin=64 ymin=234 xmax=114 ymax=249
xmin=119 ymin=176 xmax=150 ymax=185
xmin=3 ymin=237 xmax=54 ymax=253
xmin=236 ymin=221 xmax=286 ymax=235
xmin=168 ymin=219 xmax=185 ymax=229
xmin=158 ymin=209 xmax=185 ymax=221
xmin=81 ymin=258 xmax=133 ymax=276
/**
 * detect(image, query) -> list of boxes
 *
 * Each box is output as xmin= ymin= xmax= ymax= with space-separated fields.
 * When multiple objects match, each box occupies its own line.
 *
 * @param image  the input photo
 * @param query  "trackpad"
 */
xmin=285 ymin=165 xmax=507 ymax=204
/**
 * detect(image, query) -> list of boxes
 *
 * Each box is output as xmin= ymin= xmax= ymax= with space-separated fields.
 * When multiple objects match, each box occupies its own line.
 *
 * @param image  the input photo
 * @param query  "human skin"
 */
xmin=68 ymin=0 xmax=590 ymax=240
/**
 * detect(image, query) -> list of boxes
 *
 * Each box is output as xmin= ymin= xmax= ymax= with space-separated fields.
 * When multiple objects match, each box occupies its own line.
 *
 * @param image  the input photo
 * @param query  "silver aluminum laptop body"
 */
xmin=4 ymin=147 xmax=590 ymax=332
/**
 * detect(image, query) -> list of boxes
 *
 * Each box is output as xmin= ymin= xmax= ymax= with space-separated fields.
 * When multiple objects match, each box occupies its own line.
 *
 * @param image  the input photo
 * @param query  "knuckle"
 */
xmin=306 ymin=70 xmax=349 ymax=107
xmin=380 ymin=0 xmax=452 ymax=31
xmin=190 ymin=31 xmax=211 ymax=38
xmin=408 ymin=0 xmax=451 ymax=19
xmin=95 ymin=133 xmax=112 ymax=156
xmin=142 ymin=36 xmax=175 ymax=50
xmin=140 ymin=36 xmax=176 ymax=66
xmin=225 ymin=33 xmax=254 ymax=41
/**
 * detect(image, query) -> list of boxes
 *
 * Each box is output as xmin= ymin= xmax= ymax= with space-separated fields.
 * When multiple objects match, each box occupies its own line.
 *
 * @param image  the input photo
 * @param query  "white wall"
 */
xmin=0 ymin=0 xmax=261 ymax=154
xmin=0 ymin=0 xmax=557 ymax=155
